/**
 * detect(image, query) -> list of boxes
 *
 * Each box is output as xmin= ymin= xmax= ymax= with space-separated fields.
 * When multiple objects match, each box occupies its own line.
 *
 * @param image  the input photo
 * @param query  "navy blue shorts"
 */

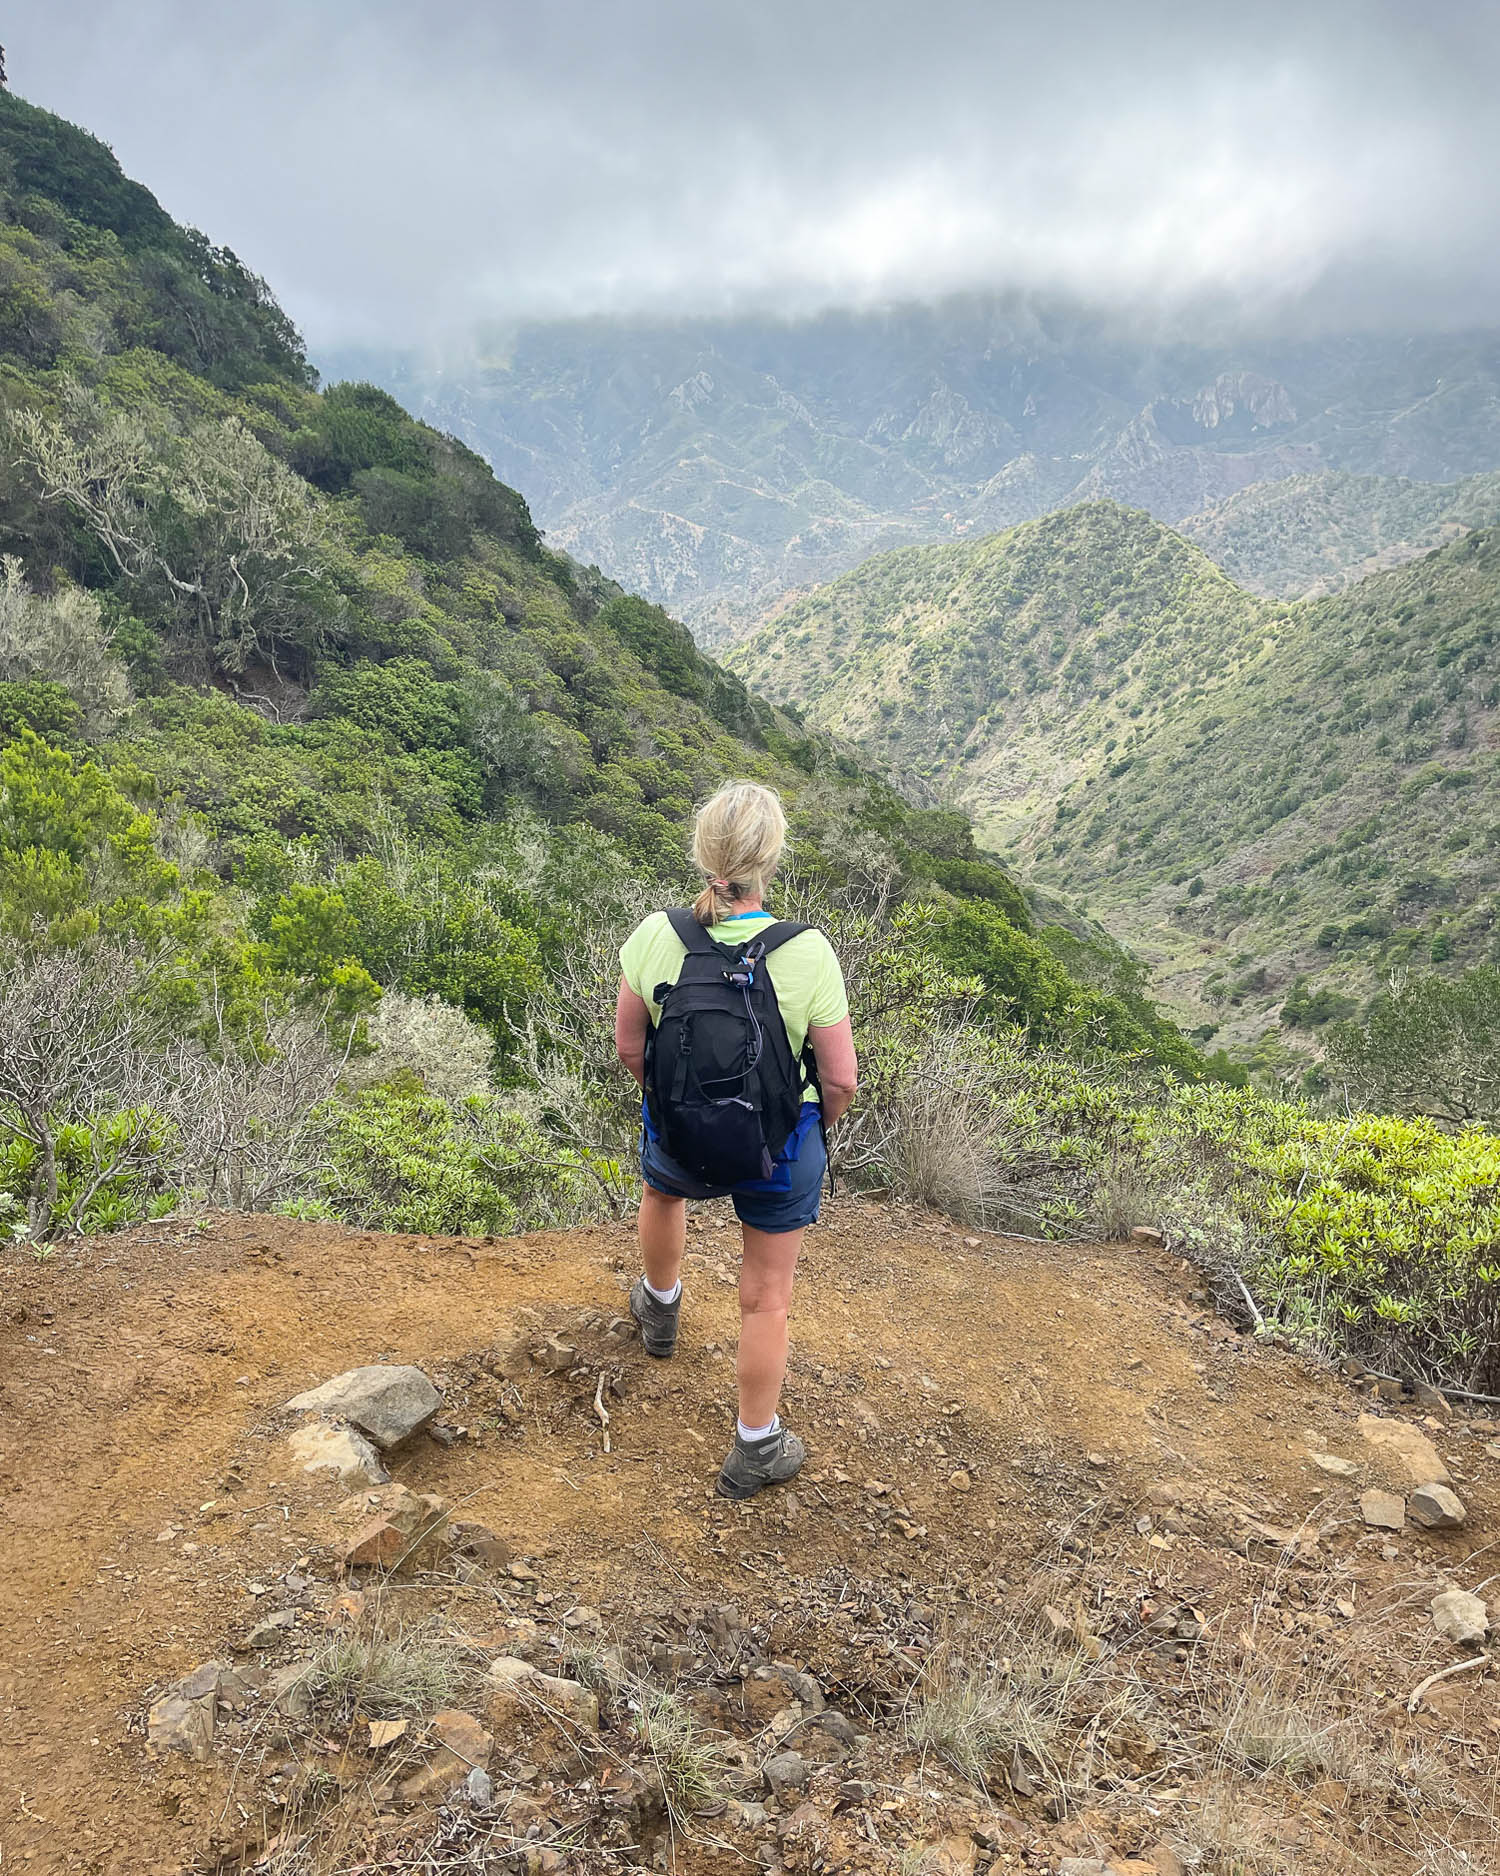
xmin=640 ymin=1102 xmax=827 ymax=1233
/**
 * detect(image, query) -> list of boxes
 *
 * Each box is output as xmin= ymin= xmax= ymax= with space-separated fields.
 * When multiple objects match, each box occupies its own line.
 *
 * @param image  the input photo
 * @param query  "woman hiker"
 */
xmin=614 ymin=781 xmax=858 ymax=1500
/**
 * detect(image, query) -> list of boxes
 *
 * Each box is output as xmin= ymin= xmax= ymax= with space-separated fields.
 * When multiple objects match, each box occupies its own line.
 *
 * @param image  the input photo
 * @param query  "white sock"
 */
xmin=737 ymin=1415 xmax=779 ymax=1443
xmin=643 ymin=1277 xmax=680 ymax=1305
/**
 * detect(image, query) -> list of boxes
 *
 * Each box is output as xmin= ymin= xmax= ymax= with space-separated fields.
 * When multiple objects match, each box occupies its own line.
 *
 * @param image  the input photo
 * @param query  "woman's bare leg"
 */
xmin=638 ymin=1185 xmax=686 ymax=1294
xmin=736 ymin=1224 xmax=805 ymax=1429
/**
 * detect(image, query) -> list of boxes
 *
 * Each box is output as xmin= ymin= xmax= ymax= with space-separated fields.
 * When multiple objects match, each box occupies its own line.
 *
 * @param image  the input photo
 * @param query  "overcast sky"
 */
xmin=9 ymin=2 xmax=1500 ymax=348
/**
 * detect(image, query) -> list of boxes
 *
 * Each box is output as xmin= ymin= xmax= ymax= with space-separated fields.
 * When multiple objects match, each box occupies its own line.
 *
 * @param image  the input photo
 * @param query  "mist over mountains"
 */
xmin=325 ymin=304 xmax=1500 ymax=637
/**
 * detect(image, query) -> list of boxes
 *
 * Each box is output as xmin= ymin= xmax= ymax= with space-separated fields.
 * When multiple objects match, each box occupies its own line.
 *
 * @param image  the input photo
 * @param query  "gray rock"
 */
xmin=1410 ymin=1482 xmax=1467 ymax=1530
xmin=266 ymin=1662 xmax=314 ymax=1718
xmin=286 ymin=1418 xmax=389 ymax=1485
xmin=245 ymin=1609 xmax=299 ymax=1648
xmin=285 ymin=1365 xmax=441 ymax=1450
xmin=146 ymin=1677 xmax=217 ymax=1761
xmin=763 ymin=1750 xmax=809 ymax=1801
xmin=465 ymin=1765 xmax=494 ymax=1807
xmin=1431 ymin=1587 xmax=1489 ymax=1645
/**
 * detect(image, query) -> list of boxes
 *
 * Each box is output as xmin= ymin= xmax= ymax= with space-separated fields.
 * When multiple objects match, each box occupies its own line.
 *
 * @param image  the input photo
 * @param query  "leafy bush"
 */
xmin=315 ymin=1080 xmax=605 ymax=1237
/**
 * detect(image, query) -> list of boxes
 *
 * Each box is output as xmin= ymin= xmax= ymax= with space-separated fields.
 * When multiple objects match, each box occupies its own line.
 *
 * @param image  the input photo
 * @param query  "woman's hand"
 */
xmin=808 ymin=1016 xmax=858 ymax=1124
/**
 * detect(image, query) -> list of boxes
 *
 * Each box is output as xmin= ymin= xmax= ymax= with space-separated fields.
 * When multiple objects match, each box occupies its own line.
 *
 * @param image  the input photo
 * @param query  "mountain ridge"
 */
xmin=326 ymin=308 xmax=1500 ymax=636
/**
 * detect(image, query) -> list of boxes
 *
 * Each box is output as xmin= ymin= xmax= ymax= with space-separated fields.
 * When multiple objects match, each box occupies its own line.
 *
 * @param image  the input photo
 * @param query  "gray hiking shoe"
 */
xmin=629 ymin=1277 xmax=681 ymax=1358
xmin=715 ymin=1424 xmax=806 ymax=1500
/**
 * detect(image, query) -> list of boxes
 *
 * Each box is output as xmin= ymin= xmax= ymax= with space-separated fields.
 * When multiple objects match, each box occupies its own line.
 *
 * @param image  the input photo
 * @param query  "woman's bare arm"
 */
xmin=615 ymin=977 xmax=651 ymax=1088
xmin=808 ymin=1016 xmax=858 ymax=1125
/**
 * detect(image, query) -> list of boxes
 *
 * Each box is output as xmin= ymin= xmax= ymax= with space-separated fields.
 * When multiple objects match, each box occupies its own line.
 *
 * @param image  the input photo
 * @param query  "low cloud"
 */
xmin=10 ymin=0 xmax=1500 ymax=343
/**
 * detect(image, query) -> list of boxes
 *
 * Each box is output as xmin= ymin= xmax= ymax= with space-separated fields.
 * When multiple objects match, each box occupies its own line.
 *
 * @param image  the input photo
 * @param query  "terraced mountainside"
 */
xmin=729 ymin=503 xmax=1500 ymax=1052
xmin=329 ymin=309 xmax=1500 ymax=637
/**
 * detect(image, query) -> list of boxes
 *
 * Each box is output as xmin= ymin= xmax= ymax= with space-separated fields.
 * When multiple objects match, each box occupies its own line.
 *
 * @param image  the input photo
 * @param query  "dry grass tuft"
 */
xmin=300 ymin=1623 xmax=475 ymax=1725
xmin=904 ymin=1603 xmax=1140 ymax=1804
xmin=630 ymin=1686 xmax=726 ymax=1821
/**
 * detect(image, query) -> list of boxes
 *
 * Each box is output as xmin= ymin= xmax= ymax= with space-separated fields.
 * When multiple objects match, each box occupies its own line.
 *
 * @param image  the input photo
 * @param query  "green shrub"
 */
xmin=315 ymin=1079 xmax=605 ymax=1237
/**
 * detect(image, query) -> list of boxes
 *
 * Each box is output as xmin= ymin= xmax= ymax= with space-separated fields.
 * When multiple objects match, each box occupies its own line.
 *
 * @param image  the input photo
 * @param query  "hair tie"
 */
xmin=711 ymin=878 xmax=731 ymax=890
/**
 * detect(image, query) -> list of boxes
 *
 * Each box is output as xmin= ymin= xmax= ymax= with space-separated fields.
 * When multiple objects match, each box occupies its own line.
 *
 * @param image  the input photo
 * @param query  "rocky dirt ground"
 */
xmin=2 ymin=1199 xmax=1498 ymax=1875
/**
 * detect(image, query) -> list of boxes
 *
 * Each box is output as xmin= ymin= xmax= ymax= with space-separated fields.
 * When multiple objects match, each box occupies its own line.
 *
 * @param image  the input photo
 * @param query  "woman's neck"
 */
xmin=727 ymin=895 xmax=764 ymax=916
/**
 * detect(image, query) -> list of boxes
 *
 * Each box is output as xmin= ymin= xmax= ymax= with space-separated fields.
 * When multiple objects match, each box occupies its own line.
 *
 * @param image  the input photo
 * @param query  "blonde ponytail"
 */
xmin=690 ymin=781 xmax=787 ymax=925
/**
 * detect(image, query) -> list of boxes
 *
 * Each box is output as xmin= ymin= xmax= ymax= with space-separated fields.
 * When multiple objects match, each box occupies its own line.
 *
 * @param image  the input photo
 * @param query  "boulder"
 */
xmin=286 ymin=1365 xmax=441 ymax=1449
xmin=287 ymin=1418 xmax=388 ymax=1486
xmin=1357 ymin=1414 xmax=1450 ymax=1485
xmin=1431 ymin=1587 xmax=1490 ymax=1645
xmin=1410 ymin=1482 xmax=1467 ymax=1530
xmin=1359 ymin=1488 xmax=1405 ymax=1531
xmin=487 ymin=1656 xmax=600 ymax=1732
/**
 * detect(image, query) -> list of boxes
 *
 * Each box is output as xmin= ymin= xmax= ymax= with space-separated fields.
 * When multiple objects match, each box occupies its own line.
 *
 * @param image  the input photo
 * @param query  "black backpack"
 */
xmin=645 ymin=908 xmax=824 ymax=1186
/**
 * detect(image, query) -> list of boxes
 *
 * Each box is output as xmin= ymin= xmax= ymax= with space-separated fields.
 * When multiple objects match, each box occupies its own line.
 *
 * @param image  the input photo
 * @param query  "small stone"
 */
xmin=466 ymin=1765 xmax=493 ymax=1807
xmin=1431 ymin=1587 xmax=1489 ymax=1645
xmin=286 ymin=1365 xmax=442 ymax=1450
xmin=287 ymin=1419 xmax=389 ymax=1486
xmin=431 ymin=1708 xmax=494 ymax=1769
xmin=1357 ymin=1413 xmax=1451 ymax=1485
xmin=1130 ymin=1225 xmax=1164 ymax=1247
xmin=1410 ymin=1482 xmax=1467 ymax=1530
xmin=1359 ymin=1488 xmax=1405 ymax=1531
xmin=763 ymin=1749 xmax=809 ymax=1801
xmin=949 ymin=1469 xmax=972 ymax=1493
xmin=1308 ymin=1451 xmax=1358 ymax=1477
xmin=146 ymin=1666 xmax=221 ymax=1761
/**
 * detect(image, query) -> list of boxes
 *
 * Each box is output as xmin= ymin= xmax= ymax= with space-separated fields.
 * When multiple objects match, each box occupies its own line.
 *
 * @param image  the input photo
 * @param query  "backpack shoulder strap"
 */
xmin=664 ymin=907 xmax=720 ymax=954
xmin=753 ymin=920 xmax=813 ymax=957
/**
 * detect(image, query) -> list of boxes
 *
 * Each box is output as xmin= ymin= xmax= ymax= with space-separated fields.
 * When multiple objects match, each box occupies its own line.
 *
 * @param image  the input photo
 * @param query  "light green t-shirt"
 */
xmin=619 ymin=910 xmax=849 ymax=1101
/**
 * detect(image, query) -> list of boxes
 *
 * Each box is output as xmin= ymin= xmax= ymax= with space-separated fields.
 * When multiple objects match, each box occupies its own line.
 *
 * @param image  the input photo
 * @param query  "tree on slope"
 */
xmin=1326 ymin=967 xmax=1500 ymax=1128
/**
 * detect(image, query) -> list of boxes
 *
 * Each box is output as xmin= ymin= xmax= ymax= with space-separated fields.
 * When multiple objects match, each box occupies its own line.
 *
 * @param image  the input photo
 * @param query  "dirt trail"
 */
xmin=1 ymin=1199 xmax=1496 ymax=1873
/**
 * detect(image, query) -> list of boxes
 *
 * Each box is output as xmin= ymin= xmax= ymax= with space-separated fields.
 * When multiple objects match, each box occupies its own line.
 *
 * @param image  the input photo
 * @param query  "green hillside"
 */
xmin=1178 ymin=469 xmax=1500 ymax=598
xmin=730 ymin=502 xmax=1500 ymax=1053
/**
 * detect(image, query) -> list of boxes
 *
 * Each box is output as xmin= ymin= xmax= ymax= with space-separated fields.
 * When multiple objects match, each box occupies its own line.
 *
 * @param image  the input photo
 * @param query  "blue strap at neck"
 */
xmin=720 ymin=910 xmax=770 ymax=921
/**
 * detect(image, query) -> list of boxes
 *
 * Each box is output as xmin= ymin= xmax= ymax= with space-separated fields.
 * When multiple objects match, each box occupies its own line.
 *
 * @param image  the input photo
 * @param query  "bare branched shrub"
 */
xmin=0 ymin=943 xmax=177 ymax=1234
xmin=346 ymin=991 xmax=495 ymax=1101
xmin=11 ymin=382 xmax=332 ymax=676
xmin=0 ymin=944 xmax=349 ymax=1234
xmin=0 ymin=557 xmax=131 ymax=732
xmin=172 ymin=996 xmax=350 ymax=1211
